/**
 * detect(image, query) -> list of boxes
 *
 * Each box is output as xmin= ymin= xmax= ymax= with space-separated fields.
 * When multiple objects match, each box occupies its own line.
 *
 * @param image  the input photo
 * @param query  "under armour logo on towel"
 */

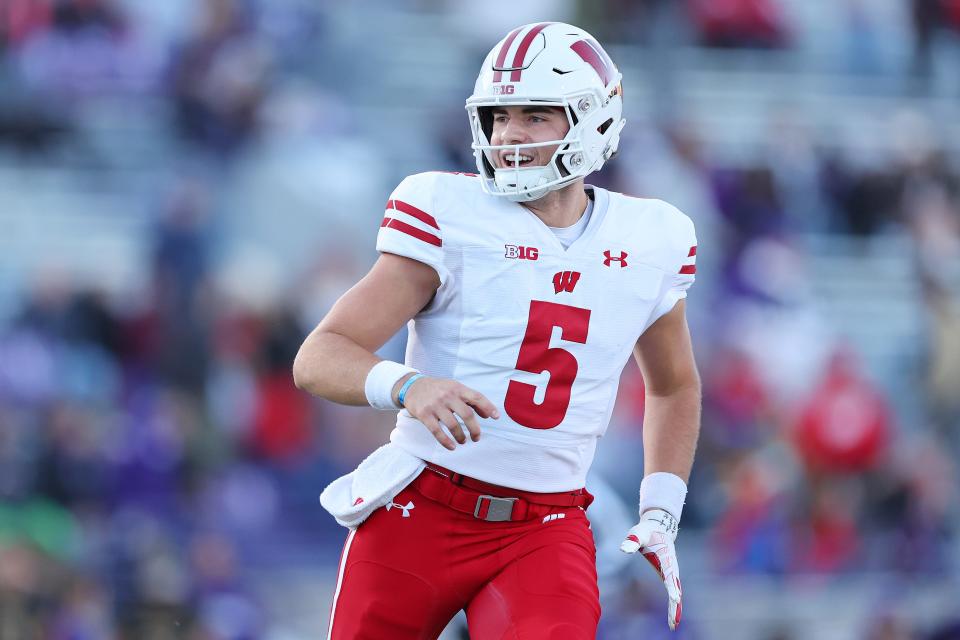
xmin=386 ymin=501 xmax=415 ymax=518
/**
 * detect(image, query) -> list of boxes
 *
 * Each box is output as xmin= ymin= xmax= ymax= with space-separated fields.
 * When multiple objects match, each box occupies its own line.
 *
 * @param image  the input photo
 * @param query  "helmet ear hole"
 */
xmin=478 ymin=107 xmax=495 ymax=140
xmin=474 ymin=106 xmax=497 ymax=178
xmin=598 ymin=118 xmax=613 ymax=135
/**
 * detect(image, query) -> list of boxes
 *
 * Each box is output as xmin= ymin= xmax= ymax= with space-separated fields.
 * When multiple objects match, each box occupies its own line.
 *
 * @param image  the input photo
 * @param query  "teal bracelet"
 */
xmin=397 ymin=374 xmax=425 ymax=407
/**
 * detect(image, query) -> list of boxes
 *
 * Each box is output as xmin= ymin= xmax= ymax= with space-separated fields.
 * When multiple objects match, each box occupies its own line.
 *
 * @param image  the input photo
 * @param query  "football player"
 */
xmin=294 ymin=21 xmax=700 ymax=638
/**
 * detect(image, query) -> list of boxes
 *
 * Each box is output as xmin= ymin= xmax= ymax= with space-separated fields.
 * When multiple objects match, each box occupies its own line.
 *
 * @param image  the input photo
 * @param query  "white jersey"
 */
xmin=377 ymin=172 xmax=696 ymax=492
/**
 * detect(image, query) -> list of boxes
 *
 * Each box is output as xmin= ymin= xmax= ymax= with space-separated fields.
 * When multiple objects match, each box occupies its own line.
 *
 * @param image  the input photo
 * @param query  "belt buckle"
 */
xmin=474 ymin=495 xmax=518 ymax=522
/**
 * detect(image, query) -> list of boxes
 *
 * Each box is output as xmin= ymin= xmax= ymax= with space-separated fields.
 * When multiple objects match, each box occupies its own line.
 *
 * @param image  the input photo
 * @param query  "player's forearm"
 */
xmin=292 ymin=330 xmax=382 ymax=405
xmin=641 ymin=380 xmax=701 ymax=483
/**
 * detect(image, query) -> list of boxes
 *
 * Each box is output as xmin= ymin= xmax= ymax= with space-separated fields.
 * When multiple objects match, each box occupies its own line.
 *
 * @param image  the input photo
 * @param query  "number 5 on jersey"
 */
xmin=504 ymin=300 xmax=591 ymax=429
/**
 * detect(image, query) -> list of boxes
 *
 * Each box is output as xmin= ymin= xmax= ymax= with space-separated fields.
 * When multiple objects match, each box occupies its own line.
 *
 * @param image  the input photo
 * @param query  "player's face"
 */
xmin=489 ymin=106 xmax=570 ymax=169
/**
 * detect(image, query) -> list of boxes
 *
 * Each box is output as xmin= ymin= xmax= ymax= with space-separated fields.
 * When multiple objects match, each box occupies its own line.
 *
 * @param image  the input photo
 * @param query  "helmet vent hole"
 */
xmin=598 ymin=118 xmax=614 ymax=135
xmin=553 ymin=67 xmax=574 ymax=75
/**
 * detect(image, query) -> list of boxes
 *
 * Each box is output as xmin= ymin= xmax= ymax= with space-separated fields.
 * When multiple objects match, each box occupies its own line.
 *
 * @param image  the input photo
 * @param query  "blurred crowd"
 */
xmin=1 ymin=0 xmax=960 ymax=638
xmin=0 ymin=218 xmax=355 ymax=638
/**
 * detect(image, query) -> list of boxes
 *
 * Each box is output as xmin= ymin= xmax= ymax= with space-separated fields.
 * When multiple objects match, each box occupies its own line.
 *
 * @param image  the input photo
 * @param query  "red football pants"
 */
xmin=326 ymin=470 xmax=600 ymax=639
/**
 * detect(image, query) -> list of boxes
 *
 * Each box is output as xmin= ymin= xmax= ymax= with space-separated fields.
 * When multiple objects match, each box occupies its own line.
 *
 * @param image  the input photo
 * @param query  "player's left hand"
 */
xmin=620 ymin=508 xmax=683 ymax=630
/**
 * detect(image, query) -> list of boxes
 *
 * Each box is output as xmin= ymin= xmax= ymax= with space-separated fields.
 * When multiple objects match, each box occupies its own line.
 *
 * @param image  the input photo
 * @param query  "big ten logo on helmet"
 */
xmin=493 ymin=85 xmax=515 ymax=95
xmin=505 ymin=245 xmax=539 ymax=260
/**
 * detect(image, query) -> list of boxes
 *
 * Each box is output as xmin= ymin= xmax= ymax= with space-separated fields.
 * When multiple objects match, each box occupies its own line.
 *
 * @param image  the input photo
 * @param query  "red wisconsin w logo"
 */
xmin=553 ymin=271 xmax=581 ymax=294
xmin=603 ymin=250 xmax=628 ymax=267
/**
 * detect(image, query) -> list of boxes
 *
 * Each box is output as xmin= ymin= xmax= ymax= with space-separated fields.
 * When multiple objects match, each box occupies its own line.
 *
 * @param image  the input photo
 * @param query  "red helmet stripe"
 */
xmin=509 ymin=22 xmax=552 ymax=81
xmin=570 ymin=39 xmax=615 ymax=86
xmin=492 ymin=26 xmax=523 ymax=82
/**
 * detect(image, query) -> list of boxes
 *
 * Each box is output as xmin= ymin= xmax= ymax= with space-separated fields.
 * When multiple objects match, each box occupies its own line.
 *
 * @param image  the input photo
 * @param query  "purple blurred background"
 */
xmin=1 ymin=1 xmax=959 ymax=638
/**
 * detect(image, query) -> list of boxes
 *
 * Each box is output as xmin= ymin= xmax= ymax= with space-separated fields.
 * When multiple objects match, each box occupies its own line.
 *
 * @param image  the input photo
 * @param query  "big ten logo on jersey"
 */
xmin=505 ymin=244 xmax=539 ymax=260
xmin=493 ymin=84 xmax=515 ymax=95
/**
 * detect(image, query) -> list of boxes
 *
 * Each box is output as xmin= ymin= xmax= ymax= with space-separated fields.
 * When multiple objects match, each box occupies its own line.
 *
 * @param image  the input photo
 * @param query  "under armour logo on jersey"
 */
xmin=603 ymin=250 xmax=628 ymax=267
xmin=542 ymin=513 xmax=566 ymax=524
xmin=386 ymin=501 xmax=415 ymax=518
xmin=552 ymin=271 xmax=581 ymax=294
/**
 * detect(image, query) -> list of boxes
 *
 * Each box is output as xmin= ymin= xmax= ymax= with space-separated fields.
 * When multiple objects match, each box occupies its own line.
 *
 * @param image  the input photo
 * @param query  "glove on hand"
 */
xmin=620 ymin=508 xmax=683 ymax=630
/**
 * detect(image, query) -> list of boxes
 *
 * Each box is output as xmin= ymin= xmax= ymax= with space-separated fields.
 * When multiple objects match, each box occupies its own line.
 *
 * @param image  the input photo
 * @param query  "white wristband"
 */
xmin=639 ymin=472 xmax=688 ymax=521
xmin=364 ymin=361 xmax=418 ymax=410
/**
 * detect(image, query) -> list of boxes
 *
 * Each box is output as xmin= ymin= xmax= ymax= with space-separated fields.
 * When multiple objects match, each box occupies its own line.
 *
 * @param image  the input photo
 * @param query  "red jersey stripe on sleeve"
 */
xmin=381 ymin=217 xmax=442 ymax=247
xmin=679 ymin=265 xmax=696 ymax=275
xmin=389 ymin=199 xmax=441 ymax=230
xmin=688 ymin=246 xmax=697 ymax=257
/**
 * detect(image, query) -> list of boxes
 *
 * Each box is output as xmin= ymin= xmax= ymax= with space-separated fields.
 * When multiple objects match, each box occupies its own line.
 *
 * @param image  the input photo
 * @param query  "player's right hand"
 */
xmin=397 ymin=376 xmax=500 ymax=450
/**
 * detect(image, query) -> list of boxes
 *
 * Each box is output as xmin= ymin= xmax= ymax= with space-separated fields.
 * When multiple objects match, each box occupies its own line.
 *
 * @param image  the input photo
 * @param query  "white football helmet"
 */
xmin=466 ymin=22 xmax=625 ymax=202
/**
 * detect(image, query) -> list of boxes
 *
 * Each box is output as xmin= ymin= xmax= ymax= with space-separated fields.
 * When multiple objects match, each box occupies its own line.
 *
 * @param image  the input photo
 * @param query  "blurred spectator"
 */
xmin=792 ymin=478 xmax=862 ymax=573
xmin=910 ymin=0 xmax=960 ymax=83
xmin=189 ymin=532 xmax=263 ymax=639
xmin=0 ymin=542 xmax=48 ymax=639
xmin=912 ymin=0 xmax=942 ymax=78
xmin=686 ymin=0 xmax=789 ymax=49
xmin=34 ymin=402 xmax=109 ymax=508
xmin=10 ymin=0 xmax=162 ymax=95
xmin=711 ymin=165 xmax=786 ymax=249
xmin=892 ymin=436 xmax=954 ymax=575
xmin=249 ymin=310 xmax=312 ymax=464
xmin=0 ymin=0 xmax=54 ymax=48
xmin=720 ymin=239 xmax=834 ymax=405
xmin=792 ymin=349 xmax=891 ymax=474
xmin=710 ymin=451 xmax=794 ymax=574
xmin=152 ymin=177 xmax=214 ymax=391
xmin=169 ymin=0 xmax=272 ymax=155
xmin=49 ymin=576 xmax=115 ymax=639
xmin=820 ymin=151 xmax=903 ymax=236
xmin=823 ymin=112 xmax=960 ymax=237
xmin=702 ymin=345 xmax=772 ymax=451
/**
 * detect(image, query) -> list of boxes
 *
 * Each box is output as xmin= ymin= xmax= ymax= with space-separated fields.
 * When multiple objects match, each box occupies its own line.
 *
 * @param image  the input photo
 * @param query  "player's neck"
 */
xmin=521 ymin=181 xmax=589 ymax=229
